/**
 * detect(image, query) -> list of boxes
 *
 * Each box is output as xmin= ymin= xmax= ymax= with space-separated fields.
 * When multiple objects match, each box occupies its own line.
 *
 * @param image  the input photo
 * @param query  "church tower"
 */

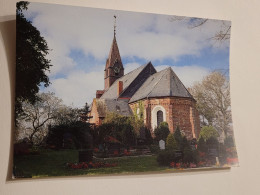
xmin=104 ymin=16 xmax=124 ymax=90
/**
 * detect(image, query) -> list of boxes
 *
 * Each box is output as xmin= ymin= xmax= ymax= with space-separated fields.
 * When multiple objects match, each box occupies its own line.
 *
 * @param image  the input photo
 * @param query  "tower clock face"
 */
xmin=114 ymin=66 xmax=120 ymax=73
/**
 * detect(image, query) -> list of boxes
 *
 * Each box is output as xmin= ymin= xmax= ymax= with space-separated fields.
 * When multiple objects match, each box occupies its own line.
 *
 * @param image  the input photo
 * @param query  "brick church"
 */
xmin=89 ymin=21 xmax=200 ymax=140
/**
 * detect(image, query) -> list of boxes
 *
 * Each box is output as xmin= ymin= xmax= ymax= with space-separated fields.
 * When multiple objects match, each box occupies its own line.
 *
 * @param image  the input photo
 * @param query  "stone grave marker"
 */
xmin=159 ymin=140 xmax=165 ymax=150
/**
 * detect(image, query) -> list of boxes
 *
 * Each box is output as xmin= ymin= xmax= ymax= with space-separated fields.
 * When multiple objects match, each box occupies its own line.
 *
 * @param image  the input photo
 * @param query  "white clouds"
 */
xmin=45 ymin=38 xmax=77 ymax=76
xmin=46 ymin=69 xmax=104 ymax=107
xmin=27 ymin=2 xmax=230 ymax=70
xmin=124 ymin=62 xmax=142 ymax=73
xmin=24 ymin=3 xmax=227 ymax=107
xmin=45 ymin=62 xmax=209 ymax=107
xmin=156 ymin=65 xmax=210 ymax=87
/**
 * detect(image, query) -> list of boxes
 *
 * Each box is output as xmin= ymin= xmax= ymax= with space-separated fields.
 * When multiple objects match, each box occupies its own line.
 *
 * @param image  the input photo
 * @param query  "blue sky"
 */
xmin=23 ymin=2 xmax=231 ymax=107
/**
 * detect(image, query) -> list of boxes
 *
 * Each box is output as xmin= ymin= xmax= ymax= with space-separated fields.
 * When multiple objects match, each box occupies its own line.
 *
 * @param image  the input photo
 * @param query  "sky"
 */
xmin=23 ymin=2 xmax=231 ymax=108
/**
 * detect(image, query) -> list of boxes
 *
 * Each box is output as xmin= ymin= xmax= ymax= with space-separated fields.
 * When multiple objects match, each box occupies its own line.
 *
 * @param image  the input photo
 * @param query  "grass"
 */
xmin=13 ymin=149 xmax=169 ymax=178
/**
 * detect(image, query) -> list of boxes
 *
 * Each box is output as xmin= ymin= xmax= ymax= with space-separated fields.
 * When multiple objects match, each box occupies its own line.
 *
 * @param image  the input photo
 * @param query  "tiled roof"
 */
xmin=129 ymin=67 xmax=193 ymax=103
xmin=96 ymin=99 xmax=132 ymax=117
xmin=100 ymin=62 xmax=156 ymax=99
xmin=105 ymin=36 xmax=123 ymax=70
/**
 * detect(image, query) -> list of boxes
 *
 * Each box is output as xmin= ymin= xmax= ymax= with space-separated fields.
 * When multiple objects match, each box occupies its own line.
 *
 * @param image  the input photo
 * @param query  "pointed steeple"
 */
xmin=104 ymin=15 xmax=124 ymax=90
xmin=105 ymin=36 xmax=123 ymax=70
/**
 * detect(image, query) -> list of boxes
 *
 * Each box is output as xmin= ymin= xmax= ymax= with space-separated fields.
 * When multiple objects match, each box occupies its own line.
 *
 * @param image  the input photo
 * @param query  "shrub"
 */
xmin=46 ymin=121 xmax=92 ymax=150
xmin=197 ymin=137 xmax=207 ymax=153
xmin=157 ymin=150 xmax=176 ymax=166
xmin=173 ymin=126 xmax=183 ymax=150
xmin=181 ymin=136 xmax=189 ymax=151
xmin=154 ymin=122 xmax=170 ymax=141
xmin=224 ymin=136 xmax=235 ymax=148
xmin=144 ymin=127 xmax=153 ymax=145
xmin=166 ymin=134 xmax=177 ymax=150
xmin=199 ymin=126 xmax=219 ymax=142
xmin=150 ymin=144 xmax=160 ymax=154
xmin=183 ymin=147 xmax=193 ymax=164
xmin=121 ymin=123 xmax=136 ymax=147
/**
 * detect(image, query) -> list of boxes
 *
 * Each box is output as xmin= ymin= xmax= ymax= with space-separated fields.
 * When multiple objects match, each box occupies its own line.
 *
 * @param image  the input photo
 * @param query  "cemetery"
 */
xmin=13 ymin=119 xmax=238 ymax=178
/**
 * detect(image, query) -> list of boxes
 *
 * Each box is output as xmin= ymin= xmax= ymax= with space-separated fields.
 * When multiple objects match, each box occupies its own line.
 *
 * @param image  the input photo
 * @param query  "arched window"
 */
xmin=152 ymin=105 xmax=166 ymax=130
xmin=157 ymin=110 xmax=163 ymax=127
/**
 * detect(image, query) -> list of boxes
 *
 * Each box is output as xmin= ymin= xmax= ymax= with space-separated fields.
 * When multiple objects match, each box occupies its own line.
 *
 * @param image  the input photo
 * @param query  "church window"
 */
xmin=157 ymin=110 xmax=163 ymax=127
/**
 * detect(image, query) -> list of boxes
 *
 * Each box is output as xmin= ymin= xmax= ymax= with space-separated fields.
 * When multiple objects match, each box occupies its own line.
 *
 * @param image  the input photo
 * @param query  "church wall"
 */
xmin=129 ymin=97 xmax=200 ymax=140
xmin=89 ymin=99 xmax=102 ymax=126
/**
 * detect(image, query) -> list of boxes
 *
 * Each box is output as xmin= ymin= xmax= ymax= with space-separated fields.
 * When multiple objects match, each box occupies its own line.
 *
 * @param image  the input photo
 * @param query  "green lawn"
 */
xmin=13 ymin=149 xmax=170 ymax=178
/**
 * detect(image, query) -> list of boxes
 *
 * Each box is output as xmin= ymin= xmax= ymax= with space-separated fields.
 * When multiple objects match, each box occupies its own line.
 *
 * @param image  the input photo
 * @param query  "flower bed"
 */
xmin=67 ymin=161 xmax=117 ymax=169
xmin=170 ymin=162 xmax=197 ymax=169
xmin=226 ymin=158 xmax=238 ymax=165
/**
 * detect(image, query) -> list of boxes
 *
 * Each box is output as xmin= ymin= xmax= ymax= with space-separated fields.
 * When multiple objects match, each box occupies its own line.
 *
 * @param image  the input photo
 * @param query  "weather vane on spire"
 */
xmin=114 ymin=15 xmax=117 ymax=37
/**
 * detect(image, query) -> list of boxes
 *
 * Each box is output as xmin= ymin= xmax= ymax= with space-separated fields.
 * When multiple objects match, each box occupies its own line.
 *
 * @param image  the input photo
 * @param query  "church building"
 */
xmin=89 ymin=18 xmax=200 ymax=140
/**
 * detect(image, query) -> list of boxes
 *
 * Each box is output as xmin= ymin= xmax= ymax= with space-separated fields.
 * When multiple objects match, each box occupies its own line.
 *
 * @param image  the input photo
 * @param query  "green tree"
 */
xmin=197 ymin=137 xmax=207 ymax=153
xmin=166 ymin=134 xmax=177 ymax=150
xmin=199 ymin=126 xmax=219 ymax=142
xmin=189 ymin=72 xmax=231 ymax=138
xmin=173 ymin=126 xmax=183 ymax=150
xmin=129 ymin=101 xmax=145 ymax=136
xmin=224 ymin=136 xmax=235 ymax=148
xmin=100 ymin=112 xmax=137 ymax=148
xmin=121 ymin=123 xmax=136 ymax=147
xmin=181 ymin=136 xmax=196 ymax=164
xmin=183 ymin=147 xmax=193 ymax=164
xmin=154 ymin=122 xmax=170 ymax=141
xmin=78 ymin=102 xmax=90 ymax=122
xmin=46 ymin=121 xmax=92 ymax=150
xmin=16 ymin=1 xmax=52 ymax=120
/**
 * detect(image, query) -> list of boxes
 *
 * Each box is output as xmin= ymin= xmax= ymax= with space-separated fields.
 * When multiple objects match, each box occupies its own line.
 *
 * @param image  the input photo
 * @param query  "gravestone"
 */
xmin=159 ymin=140 xmax=165 ymax=150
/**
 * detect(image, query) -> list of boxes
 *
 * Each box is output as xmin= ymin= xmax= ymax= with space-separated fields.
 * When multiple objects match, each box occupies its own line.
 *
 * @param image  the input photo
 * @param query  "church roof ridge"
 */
xmin=100 ymin=62 xmax=151 ymax=99
xmin=129 ymin=67 xmax=193 ymax=103
xmin=118 ymin=61 xmax=156 ymax=98
xmin=168 ymin=67 xmax=194 ymax=98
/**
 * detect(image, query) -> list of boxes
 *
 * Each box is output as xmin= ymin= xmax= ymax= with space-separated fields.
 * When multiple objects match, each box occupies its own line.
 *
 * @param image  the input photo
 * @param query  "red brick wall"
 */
xmin=117 ymin=81 xmax=123 ymax=96
xmin=96 ymin=90 xmax=105 ymax=98
xmin=129 ymin=97 xmax=200 ymax=140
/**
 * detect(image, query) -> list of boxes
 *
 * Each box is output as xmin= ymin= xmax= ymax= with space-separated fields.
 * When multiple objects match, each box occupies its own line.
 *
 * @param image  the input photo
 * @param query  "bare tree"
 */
xmin=16 ymin=92 xmax=63 ymax=145
xmin=189 ymin=72 xmax=232 ymax=138
xmin=169 ymin=16 xmax=231 ymax=42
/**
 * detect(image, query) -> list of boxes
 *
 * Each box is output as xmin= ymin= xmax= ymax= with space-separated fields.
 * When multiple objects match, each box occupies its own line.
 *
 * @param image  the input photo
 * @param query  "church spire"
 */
xmin=114 ymin=15 xmax=116 ymax=37
xmin=104 ymin=15 xmax=124 ymax=90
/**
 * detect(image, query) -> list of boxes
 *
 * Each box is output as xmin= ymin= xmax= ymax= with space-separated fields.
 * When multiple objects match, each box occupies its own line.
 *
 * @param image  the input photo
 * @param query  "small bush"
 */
xmin=173 ymin=126 xmax=183 ymax=149
xmin=199 ymin=126 xmax=219 ymax=142
xmin=224 ymin=136 xmax=235 ymax=148
xmin=157 ymin=150 xmax=176 ymax=166
xmin=154 ymin=122 xmax=170 ymax=141
xmin=197 ymin=137 xmax=207 ymax=153
xmin=183 ymin=147 xmax=193 ymax=164
xmin=150 ymin=144 xmax=160 ymax=154
xmin=166 ymin=134 xmax=177 ymax=150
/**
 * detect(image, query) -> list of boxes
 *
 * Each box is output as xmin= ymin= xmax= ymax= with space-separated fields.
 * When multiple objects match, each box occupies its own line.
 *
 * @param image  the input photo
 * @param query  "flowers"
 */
xmin=67 ymin=161 xmax=117 ymax=169
xmin=124 ymin=149 xmax=130 ymax=156
xmin=226 ymin=158 xmax=238 ymax=165
xmin=113 ymin=150 xmax=119 ymax=155
xmin=198 ymin=161 xmax=206 ymax=167
xmin=199 ymin=151 xmax=206 ymax=157
xmin=170 ymin=162 xmax=197 ymax=169
xmin=189 ymin=163 xmax=197 ymax=168
xmin=169 ymin=162 xmax=181 ymax=169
